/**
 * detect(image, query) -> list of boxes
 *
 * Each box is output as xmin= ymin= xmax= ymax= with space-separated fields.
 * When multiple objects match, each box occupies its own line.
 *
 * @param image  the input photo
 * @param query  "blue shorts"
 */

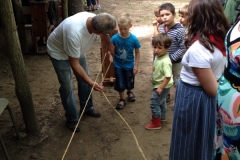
xmin=114 ymin=68 xmax=135 ymax=92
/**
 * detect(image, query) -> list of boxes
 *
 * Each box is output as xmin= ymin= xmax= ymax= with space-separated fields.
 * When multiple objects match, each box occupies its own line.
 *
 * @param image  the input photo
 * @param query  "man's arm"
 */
xmin=69 ymin=56 xmax=104 ymax=91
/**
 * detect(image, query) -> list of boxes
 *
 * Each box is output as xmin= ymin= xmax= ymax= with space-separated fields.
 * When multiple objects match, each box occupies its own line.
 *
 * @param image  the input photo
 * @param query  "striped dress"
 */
xmin=169 ymin=40 xmax=225 ymax=160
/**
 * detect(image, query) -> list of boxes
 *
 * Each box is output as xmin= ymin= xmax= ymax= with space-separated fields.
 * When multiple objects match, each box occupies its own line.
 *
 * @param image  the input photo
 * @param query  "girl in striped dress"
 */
xmin=169 ymin=0 xmax=230 ymax=159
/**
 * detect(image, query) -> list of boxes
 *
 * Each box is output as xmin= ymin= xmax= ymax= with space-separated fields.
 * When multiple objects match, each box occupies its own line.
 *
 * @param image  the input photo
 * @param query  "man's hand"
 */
xmin=92 ymin=82 xmax=104 ymax=91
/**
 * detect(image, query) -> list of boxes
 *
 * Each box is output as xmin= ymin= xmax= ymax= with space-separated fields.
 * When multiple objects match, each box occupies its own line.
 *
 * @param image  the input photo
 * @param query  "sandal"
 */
xmin=127 ymin=91 xmax=136 ymax=102
xmin=116 ymin=99 xmax=126 ymax=110
xmin=86 ymin=7 xmax=92 ymax=12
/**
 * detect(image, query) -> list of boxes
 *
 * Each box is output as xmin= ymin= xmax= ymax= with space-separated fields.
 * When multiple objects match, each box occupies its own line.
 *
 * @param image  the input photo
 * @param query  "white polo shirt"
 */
xmin=47 ymin=12 xmax=97 ymax=60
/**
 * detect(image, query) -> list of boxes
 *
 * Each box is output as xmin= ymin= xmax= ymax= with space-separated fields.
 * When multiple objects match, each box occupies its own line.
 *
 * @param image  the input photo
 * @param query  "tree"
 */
xmin=11 ymin=0 xmax=28 ymax=54
xmin=0 ymin=0 xmax=38 ymax=133
xmin=63 ymin=0 xmax=85 ymax=20
xmin=62 ymin=0 xmax=68 ymax=20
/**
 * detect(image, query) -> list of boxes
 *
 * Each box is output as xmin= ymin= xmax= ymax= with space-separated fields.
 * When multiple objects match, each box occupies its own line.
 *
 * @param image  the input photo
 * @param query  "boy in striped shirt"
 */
xmin=159 ymin=3 xmax=185 ymax=88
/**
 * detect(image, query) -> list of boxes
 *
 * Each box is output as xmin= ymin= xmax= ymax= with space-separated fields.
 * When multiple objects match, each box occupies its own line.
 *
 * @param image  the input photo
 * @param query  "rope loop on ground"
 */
xmin=62 ymin=52 xmax=146 ymax=160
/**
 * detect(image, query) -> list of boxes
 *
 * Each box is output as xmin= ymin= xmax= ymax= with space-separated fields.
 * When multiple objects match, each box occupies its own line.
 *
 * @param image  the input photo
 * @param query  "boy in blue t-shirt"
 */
xmin=111 ymin=13 xmax=141 ymax=110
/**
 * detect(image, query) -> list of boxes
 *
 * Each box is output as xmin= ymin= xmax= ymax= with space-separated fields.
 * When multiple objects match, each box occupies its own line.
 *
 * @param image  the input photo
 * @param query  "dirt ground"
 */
xmin=0 ymin=0 xmax=188 ymax=159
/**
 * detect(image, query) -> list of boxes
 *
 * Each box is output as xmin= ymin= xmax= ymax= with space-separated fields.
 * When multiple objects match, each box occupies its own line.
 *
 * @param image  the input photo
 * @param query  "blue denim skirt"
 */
xmin=169 ymin=80 xmax=216 ymax=160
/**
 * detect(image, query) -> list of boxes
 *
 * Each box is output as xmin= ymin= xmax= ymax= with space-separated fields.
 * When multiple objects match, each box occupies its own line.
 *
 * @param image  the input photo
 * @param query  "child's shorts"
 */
xmin=114 ymin=68 xmax=135 ymax=92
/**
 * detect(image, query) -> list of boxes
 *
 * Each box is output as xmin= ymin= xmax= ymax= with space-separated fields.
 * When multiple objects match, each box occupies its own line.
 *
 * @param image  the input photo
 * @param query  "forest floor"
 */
xmin=0 ymin=0 xmax=188 ymax=159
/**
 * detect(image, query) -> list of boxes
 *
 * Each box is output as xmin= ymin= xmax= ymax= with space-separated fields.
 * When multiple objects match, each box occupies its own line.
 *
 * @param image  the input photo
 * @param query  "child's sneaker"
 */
xmin=96 ymin=4 xmax=101 ymax=10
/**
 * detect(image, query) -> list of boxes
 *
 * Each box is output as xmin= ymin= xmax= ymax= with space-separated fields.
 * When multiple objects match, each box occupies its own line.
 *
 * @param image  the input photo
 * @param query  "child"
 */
xmin=159 ymin=3 xmax=185 ymax=101
xmin=152 ymin=6 xmax=164 ymax=62
xmin=86 ymin=0 xmax=96 ymax=11
xmin=145 ymin=33 xmax=173 ymax=130
xmin=169 ymin=0 xmax=230 ymax=158
xmin=96 ymin=0 xmax=101 ymax=10
xmin=111 ymin=13 xmax=141 ymax=110
xmin=178 ymin=4 xmax=189 ymax=33
xmin=152 ymin=6 xmax=164 ymax=36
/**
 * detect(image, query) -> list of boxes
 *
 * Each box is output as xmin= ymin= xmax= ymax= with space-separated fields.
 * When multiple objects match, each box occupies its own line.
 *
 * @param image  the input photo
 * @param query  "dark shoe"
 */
xmin=166 ymin=93 xmax=170 ymax=103
xmin=116 ymin=99 xmax=126 ymax=110
xmin=66 ymin=122 xmax=80 ymax=132
xmin=83 ymin=109 xmax=101 ymax=117
xmin=127 ymin=91 xmax=136 ymax=102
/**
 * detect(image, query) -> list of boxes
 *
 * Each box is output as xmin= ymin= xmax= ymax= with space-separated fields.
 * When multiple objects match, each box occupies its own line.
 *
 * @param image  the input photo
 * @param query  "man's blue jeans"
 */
xmin=50 ymin=55 xmax=94 ymax=123
xmin=150 ymin=88 xmax=170 ymax=119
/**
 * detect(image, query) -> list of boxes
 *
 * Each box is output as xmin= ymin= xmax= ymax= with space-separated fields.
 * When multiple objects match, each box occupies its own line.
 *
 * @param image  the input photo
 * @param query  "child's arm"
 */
xmin=156 ymin=77 xmax=171 ymax=95
xmin=170 ymin=29 xmax=186 ymax=63
xmin=133 ymin=48 xmax=140 ymax=74
xmin=192 ymin=67 xmax=218 ymax=97
xmin=152 ymin=21 xmax=159 ymax=36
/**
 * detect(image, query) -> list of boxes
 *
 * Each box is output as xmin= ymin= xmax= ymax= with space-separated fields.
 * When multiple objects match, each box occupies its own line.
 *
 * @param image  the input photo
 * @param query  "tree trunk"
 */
xmin=11 ymin=0 xmax=28 ymax=54
xmin=68 ymin=0 xmax=84 ymax=17
xmin=0 ymin=0 xmax=38 ymax=133
xmin=62 ymin=0 xmax=68 ymax=20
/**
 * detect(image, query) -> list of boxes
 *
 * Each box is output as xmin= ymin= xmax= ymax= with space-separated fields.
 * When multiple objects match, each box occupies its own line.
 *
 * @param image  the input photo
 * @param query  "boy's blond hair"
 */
xmin=117 ymin=13 xmax=132 ymax=25
xmin=154 ymin=6 xmax=160 ymax=17
xmin=178 ymin=4 xmax=189 ymax=16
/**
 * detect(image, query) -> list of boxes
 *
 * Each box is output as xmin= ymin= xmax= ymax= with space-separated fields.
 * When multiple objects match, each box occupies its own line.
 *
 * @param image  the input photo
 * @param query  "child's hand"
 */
xmin=156 ymin=87 xmax=163 ymax=95
xmin=152 ymin=20 xmax=157 ymax=26
xmin=133 ymin=66 xmax=138 ymax=74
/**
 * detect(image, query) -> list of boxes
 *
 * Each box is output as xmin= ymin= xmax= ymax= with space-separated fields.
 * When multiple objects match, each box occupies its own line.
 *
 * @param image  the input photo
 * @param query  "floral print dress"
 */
xmin=215 ymin=19 xmax=240 ymax=160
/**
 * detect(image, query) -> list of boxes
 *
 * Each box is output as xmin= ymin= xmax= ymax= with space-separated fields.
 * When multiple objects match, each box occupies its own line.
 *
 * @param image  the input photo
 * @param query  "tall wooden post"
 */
xmin=101 ymin=30 xmax=118 ymax=83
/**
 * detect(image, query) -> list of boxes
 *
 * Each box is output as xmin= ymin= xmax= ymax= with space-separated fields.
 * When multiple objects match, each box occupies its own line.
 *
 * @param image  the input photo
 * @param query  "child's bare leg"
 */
xmin=116 ymin=91 xmax=126 ymax=110
xmin=127 ymin=90 xmax=136 ymax=102
xmin=119 ymin=91 xmax=125 ymax=104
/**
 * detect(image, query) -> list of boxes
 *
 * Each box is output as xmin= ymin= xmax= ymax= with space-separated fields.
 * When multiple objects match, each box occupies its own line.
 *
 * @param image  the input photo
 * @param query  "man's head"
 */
xmin=92 ymin=13 xmax=116 ymax=34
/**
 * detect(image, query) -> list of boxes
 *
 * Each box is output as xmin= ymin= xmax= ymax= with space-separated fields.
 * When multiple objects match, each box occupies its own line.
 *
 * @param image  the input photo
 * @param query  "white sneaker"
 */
xmin=96 ymin=4 xmax=101 ymax=10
